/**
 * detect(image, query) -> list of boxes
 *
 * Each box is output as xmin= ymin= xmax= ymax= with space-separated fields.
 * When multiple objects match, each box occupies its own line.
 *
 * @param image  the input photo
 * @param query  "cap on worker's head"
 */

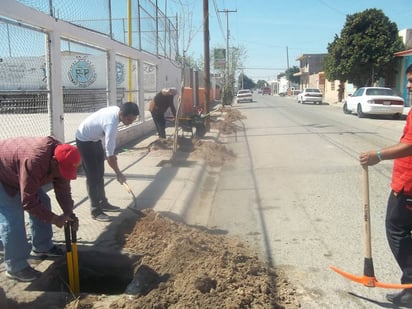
xmin=168 ymin=87 xmax=177 ymax=95
xmin=54 ymin=144 xmax=81 ymax=180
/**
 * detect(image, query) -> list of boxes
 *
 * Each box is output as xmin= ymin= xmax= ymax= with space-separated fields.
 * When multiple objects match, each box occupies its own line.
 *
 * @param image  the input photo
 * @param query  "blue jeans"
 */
xmin=0 ymin=182 xmax=53 ymax=273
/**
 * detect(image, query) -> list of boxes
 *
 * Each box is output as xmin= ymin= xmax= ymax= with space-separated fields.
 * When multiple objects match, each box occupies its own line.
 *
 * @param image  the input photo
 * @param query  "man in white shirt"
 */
xmin=76 ymin=102 xmax=139 ymax=222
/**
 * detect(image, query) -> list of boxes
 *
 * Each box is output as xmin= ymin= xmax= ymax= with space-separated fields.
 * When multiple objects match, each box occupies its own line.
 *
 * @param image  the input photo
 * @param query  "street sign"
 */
xmin=214 ymin=48 xmax=226 ymax=70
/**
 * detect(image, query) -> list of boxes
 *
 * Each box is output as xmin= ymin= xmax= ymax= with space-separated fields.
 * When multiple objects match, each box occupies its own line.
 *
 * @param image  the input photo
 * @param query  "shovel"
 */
xmin=330 ymin=165 xmax=412 ymax=289
xmin=64 ymin=216 xmax=79 ymax=294
xmin=122 ymin=181 xmax=142 ymax=215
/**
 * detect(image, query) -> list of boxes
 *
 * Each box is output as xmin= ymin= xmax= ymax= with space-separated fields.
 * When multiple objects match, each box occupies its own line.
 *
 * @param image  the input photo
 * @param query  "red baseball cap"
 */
xmin=54 ymin=144 xmax=81 ymax=180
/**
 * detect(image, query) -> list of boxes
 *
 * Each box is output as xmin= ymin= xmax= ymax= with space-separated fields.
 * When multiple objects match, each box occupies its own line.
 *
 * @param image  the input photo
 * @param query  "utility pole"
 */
xmin=218 ymin=8 xmax=236 ymax=104
xmin=203 ymin=0 xmax=210 ymax=117
xmin=286 ymin=46 xmax=290 ymax=94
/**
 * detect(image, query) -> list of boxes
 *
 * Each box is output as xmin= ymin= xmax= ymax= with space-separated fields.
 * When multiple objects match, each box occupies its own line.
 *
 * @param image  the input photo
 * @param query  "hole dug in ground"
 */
xmin=27 ymin=251 xmax=166 ymax=296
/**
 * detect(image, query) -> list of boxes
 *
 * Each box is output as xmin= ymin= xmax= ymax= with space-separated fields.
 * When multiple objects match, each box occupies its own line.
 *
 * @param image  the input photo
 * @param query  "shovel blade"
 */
xmin=330 ymin=265 xmax=377 ymax=287
xmin=330 ymin=266 xmax=412 ymax=289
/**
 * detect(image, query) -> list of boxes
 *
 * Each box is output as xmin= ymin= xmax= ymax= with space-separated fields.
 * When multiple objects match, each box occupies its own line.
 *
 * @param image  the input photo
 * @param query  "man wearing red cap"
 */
xmin=0 ymin=136 xmax=80 ymax=282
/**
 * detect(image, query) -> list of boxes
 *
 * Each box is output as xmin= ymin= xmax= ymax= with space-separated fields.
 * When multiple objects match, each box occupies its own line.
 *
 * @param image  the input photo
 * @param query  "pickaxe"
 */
xmin=330 ymin=165 xmax=412 ymax=289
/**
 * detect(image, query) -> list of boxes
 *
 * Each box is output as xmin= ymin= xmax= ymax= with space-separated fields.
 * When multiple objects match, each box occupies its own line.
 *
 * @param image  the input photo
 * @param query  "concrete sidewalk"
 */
xmin=44 ymin=126 xmax=218 ymax=254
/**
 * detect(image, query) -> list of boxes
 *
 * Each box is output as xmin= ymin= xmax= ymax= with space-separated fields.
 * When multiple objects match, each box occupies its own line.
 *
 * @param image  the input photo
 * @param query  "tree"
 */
xmin=324 ymin=35 xmax=347 ymax=101
xmin=324 ymin=8 xmax=404 ymax=88
xmin=256 ymin=80 xmax=269 ymax=89
xmin=220 ymin=45 xmax=246 ymax=105
xmin=285 ymin=66 xmax=300 ymax=85
xmin=238 ymin=73 xmax=256 ymax=90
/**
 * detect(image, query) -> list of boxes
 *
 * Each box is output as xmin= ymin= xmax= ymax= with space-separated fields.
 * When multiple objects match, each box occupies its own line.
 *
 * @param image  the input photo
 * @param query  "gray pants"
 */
xmin=75 ymin=139 xmax=108 ymax=215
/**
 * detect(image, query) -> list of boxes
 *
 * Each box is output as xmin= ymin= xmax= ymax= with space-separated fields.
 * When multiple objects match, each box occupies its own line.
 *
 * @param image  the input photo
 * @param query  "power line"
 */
xmin=212 ymin=0 xmax=225 ymax=40
xmin=240 ymin=67 xmax=286 ymax=70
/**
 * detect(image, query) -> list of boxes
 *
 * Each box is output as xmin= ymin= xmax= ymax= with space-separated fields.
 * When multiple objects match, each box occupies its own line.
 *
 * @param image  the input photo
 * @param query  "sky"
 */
xmin=169 ymin=0 xmax=412 ymax=83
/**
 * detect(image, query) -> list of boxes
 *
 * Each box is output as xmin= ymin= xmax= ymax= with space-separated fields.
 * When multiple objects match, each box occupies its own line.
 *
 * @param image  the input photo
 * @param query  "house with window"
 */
xmin=394 ymin=29 xmax=412 ymax=106
xmin=294 ymin=28 xmax=412 ymax=105
xmin=294 ymin=53 xmax=348 ymax=103
xmin=294 ymin=54 xmax=327 ymax=90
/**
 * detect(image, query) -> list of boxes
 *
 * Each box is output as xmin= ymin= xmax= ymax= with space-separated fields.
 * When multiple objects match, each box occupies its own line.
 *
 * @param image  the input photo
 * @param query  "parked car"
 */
xmin=343 ymin=87 xmax=404 ymax=119
xmin=261 ymin=87 xmax=272 ymax=95
xmin=236 ymin=89 xmax=253 ymax=103
xmin=297 ymin=88 xmax=323 ymax=104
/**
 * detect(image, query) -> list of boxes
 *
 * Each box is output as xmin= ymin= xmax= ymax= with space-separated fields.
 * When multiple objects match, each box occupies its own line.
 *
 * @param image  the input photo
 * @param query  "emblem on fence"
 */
xmin=68 ymin=57 xmax=97 ymax=88
xmin=116 ymin=62 xmax=125 ymax=84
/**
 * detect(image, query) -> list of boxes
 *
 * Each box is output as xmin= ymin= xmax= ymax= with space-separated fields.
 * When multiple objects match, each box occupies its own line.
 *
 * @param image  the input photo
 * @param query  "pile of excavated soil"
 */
xmin=64 ymin=209 xmax=300 ymax=309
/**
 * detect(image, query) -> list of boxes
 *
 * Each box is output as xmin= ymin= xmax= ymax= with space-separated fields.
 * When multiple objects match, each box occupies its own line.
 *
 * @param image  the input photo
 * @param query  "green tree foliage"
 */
xmin=324 ymin=8 xmax=404 ymax=87
xmin=238 ymin=73 xmax=256 ymax=90
xmin=256 ymin=80 xmax=269 ymax=89
xmin=285 ymin=66 xmax=300 ymax=85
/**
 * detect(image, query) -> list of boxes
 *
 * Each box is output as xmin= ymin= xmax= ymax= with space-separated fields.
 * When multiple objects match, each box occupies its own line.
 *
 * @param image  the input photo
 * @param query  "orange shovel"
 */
xmin=330 ymin=165 xmax=412 ymax=289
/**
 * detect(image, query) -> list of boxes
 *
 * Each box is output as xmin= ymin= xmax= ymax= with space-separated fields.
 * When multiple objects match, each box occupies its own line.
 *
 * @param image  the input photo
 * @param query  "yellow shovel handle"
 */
xmin=72 ymin=243 xmax=79 ymax=294
xmin=66 ymin=251 xmax=75 ymax=292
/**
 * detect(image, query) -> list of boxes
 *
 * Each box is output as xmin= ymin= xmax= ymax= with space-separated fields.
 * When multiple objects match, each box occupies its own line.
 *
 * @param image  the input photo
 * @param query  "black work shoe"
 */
xmin=92 ymin=212 xmax=111 ymax=222
xmin=32 ymin=245 xmax=64 ymax=257
xmin=102 ymin=202 xmax=121 ymax=212
xmin=6 ymin=266 xmax=41 ymax=282
xmin=386 ymin=288 xmax=412 ymax=305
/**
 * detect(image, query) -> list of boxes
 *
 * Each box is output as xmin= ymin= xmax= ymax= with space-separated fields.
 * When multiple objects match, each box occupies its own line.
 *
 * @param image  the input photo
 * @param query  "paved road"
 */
xmin=187 ymin=94 xmax=407 ymax=308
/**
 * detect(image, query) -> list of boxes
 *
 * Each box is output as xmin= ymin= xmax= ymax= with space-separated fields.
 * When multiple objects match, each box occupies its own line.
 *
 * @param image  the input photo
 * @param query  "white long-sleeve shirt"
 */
xmin=76 ymin=106 xmax=120 ymax=157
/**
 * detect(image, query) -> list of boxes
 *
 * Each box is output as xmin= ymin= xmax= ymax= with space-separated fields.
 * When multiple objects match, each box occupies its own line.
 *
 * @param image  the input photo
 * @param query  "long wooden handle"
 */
xmin=123 ymin=182 xmax=136 ymax=199
xmin=122 ymin=182 xmax=132 ymax=194
xmin=362 ymin=165 xmax=372 ymax=259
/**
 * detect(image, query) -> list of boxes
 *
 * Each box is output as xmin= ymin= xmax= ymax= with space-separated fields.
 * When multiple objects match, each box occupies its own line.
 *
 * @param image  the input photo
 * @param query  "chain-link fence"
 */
xmin=1 ymin=0 xmax=180 ymax=143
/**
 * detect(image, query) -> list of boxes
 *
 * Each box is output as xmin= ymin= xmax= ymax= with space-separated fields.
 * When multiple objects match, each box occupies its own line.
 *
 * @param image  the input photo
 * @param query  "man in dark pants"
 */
xmin=76 ymin=102 xmax=139 ymax=222
xmin=149 ymin=87 xmax=177 ymax=140
xmin=360 ymin=63 xmax=412 ymax=305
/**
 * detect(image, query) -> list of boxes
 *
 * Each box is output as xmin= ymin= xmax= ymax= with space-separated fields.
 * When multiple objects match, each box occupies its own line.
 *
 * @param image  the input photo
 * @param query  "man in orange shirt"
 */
xmin=360 ymin=63 xmax=412 ymax=305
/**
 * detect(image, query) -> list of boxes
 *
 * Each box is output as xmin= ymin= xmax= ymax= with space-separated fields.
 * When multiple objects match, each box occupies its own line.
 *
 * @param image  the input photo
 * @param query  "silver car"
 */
xmin=343 ymin=87 xmax=404 ymax=119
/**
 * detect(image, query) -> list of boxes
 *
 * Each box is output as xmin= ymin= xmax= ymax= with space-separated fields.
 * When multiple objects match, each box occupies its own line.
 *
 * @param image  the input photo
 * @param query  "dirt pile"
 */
xmin=210 ymin=107 xmax=246 ymax=135
xmin=65 ymin=209 xmax=300 ymax=309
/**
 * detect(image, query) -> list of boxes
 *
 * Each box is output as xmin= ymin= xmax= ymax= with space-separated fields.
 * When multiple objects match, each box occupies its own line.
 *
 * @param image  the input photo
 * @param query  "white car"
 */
xmin=297 ymin=88 xmax=323 ymax=104
xmin=343 ymin=87 xmax=404 ymax=119
xmin=236 ymin=89 xmax=253 ymax=103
